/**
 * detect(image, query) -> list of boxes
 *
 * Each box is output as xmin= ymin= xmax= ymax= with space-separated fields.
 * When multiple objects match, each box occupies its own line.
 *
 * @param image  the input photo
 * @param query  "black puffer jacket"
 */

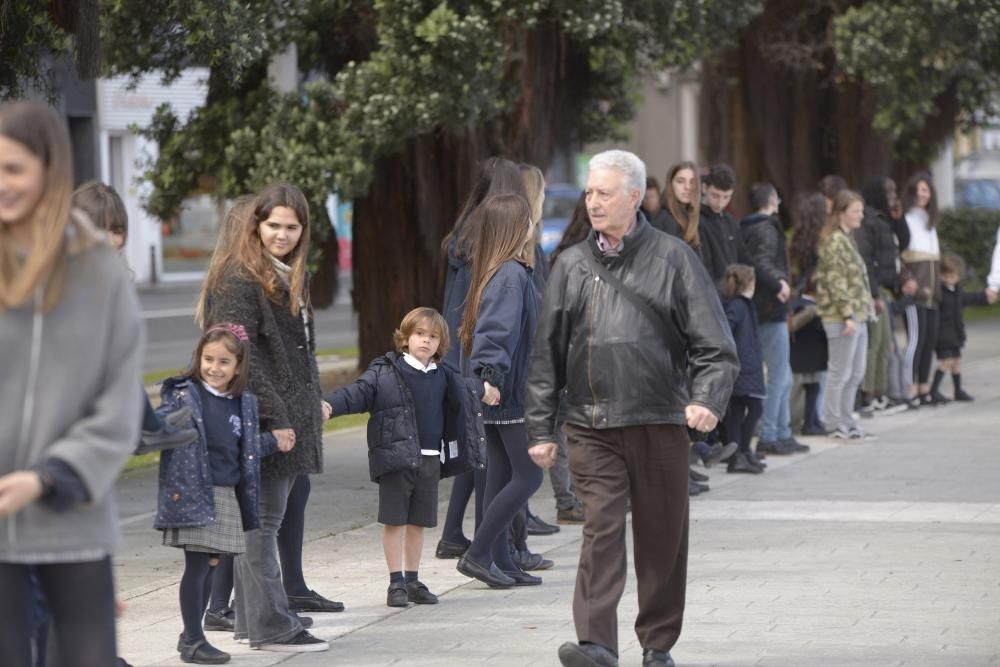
xmin=854 ymin=206 xmax=901 ymax=295
xmin=936 ymin=284 xmax=988 ymax=351
xmin=699 ymin=205 xmax=743 ymax=284
xmin=740 ymin=212 xmax=790 ymax=323
xmin=525 ymin=215 xmax=739 ymax=443
xmin=325 ymin=353 xmax=487 ymax=482
xmin=206 ymin=271 xmax=323 ymax=481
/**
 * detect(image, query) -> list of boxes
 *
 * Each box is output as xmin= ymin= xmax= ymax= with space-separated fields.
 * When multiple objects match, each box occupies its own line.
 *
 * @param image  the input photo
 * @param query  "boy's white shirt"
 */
xmin=988 ymin=226 xmax=1000 ymax=290
xmin=401 ymin=353 xmax=444 ymax=456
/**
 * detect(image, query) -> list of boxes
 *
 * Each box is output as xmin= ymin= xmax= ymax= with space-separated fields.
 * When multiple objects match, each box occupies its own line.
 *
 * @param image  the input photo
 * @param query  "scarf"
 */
xmin=268 ymin=253 xmax=311 ymax=346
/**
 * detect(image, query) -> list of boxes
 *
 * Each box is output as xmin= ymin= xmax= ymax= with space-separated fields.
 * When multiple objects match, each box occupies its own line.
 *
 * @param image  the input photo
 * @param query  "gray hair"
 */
xmin=589 ymin=150 xmax=647 ymax=210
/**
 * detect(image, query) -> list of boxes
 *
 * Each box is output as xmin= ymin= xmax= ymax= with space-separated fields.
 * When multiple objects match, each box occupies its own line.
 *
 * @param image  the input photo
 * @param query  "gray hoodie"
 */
xmin=0 ymin=234 xmax=143 ymax=562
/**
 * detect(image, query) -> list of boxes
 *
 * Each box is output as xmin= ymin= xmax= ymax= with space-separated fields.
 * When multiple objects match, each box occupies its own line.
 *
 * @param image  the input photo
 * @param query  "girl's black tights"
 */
xmin=0 ymin=558 xmax=117 ymax=667
xmin=803 ymin=382 xmax=822 ymax=430
xmin=724 ymin=396 xmax=764 ymax=453
xmin=180 ymin=551 xmax=217 ymax=643
xmin=466 ymin=424 xmax=543 ymax=571
xmin=278 ymin=473 xmax=311 ymax=597
xmin=441 ymin=467 xmax=487 ymax=545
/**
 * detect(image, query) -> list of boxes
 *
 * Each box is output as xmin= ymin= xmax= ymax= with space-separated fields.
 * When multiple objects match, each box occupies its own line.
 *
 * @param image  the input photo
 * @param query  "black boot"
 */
xmin=930 ymin=370 xmax=948 ymax=404
xmin=953 ymin=373 xmax=973 ymax=401
xmin=727 ymin=452 xmax=763 ymax=474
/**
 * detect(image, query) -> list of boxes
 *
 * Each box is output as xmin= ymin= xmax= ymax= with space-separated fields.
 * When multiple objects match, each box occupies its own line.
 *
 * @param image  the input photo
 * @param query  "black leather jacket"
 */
xmin=525 ymin=215 xmax=739 ymax=444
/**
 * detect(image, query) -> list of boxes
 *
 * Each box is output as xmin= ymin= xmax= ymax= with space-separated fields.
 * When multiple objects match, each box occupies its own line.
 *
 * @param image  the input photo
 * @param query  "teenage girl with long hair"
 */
xmin=0 ymin=100 xmax=144 ymax=666
xmin=652 ymin=161 xmax=701 ymax=252
xmin=455 ymin=193 xmax=544 ymax=588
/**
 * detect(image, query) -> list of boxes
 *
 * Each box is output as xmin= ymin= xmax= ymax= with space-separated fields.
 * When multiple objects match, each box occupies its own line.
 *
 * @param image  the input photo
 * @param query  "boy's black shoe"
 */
xmin=954 ymin=389 xmax=974 ymax=402
xmin=746 ymin=452 xmax=767 ymax=468
xmin=203 ymin=607 xmax=235 ymax=632
xmin=435 ymin=539 xmax=470 ymax=559
xmin=642 ymin=649 xmax=676 ymax=666
xmin=386 ymin=582 xmax=409 ymax=607
xmin=699 ymin=441 xmax=738 ymax=467
xmin=178 ymin=636 xmax=230 ymax=664
xmin=526 ymin=514 xmax=560 ymax=535
xmin=287 ymin=589 xmax=344 ymax=613
xmin=755 ymin=440 xmax=797 ymax=455
xmin=405 ymin=580 xmax=439 ymax=604
xmin=727 ymin=452 xmax=763 ymax=474
xmin=558 ymin=641 xmax=619 ymax=667
xmin=512 ymin=548 xmax=554 ymax=571
xmin=689 ymin=469 xmax=709 ymax=482
xmin=688 ymin=479 xmax=708 ymax=496
xmin=778 ymin=437 xmax=811 ymax=453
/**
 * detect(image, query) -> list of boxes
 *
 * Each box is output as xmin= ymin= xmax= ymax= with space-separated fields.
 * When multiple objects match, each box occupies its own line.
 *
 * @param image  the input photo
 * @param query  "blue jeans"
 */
xmin=758 ymin=321 xmax=793 ymax=442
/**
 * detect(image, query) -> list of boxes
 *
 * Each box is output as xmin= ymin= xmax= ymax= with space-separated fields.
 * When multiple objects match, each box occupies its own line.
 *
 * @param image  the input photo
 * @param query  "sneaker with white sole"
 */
xmin=850 ymin=427 xmax=878 ymax=441
xmin=828 ymin=427 xmax=852 ymax=440
xmin=257 ymin=630 xmax=328 ymax=653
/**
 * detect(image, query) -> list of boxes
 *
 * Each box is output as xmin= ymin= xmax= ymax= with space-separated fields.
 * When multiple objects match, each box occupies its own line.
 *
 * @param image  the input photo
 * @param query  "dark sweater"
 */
xmin=398 ymin=361 xmax=447 ymax=454
xmin=195 ymin=383 xmax=242 ymax=486
xmin=699 ymin=205 xmax=743 ymax=285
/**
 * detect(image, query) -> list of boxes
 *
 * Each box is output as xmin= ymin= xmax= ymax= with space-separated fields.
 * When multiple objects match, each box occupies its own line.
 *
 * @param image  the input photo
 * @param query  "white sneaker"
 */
xmin=828 ymin=427 xmax=852 ymax=440
xmin=257 ymin=630 xmax=329 ymax=652
xmin=849 ymin=427 xmax=878 ymax=441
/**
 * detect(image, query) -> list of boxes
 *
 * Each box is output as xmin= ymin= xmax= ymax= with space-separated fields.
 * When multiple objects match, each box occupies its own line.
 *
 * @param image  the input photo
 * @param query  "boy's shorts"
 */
xmin=378 ymin=455 xmax=440 ymax=527
xmin=936 ymin=347 xmax=961 ymax=360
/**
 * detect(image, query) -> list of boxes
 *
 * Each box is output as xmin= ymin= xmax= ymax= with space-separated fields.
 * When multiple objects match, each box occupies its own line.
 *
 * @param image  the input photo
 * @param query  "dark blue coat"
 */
xmin=325 ymin=354 xmax=487 ymax=482
xmin=442 ymin=239 xmax=471 ymax=368
xmin=153 ymin=376 xmax=277 ymax=531
xmin=724 ymin=296 xmax=766 ymax=398
xmin=463 ymin=259 xmax=539 ymax=422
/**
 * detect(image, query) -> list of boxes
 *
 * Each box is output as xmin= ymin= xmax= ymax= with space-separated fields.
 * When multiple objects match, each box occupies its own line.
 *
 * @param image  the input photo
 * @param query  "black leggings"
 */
xmin=904 ymin=304 xmax=939 ymax=386
xmin=180 ymin=551 xmax=218 ymax=643
xmin=208 ymin=555 xmax=234 ymax=612
xmin=466 ymin=424 xmax=543 ymax=571
xmin=724 ymin=396 xmax=764 ymax=454
xmin=441 ymin=467 xmax=487 ymax=545
xmin=278 ymin=473 xmax=311 ymax=597
xmin=0 ymin=558 xmax=117 ymax=667
xmin=803 ymin=382 xmax=822 ymax=431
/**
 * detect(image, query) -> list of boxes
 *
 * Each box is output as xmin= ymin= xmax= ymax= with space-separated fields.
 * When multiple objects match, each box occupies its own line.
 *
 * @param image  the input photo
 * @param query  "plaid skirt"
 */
xmin=162 ymin=486 xmax=246 ymax=554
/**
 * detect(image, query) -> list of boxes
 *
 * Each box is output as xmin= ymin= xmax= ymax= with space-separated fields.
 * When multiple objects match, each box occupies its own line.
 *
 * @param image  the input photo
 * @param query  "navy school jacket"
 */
xmin=153 ymin=376 xmax=277 ymax=531
xmin=325 ymin=353 xmax=488 ymax=482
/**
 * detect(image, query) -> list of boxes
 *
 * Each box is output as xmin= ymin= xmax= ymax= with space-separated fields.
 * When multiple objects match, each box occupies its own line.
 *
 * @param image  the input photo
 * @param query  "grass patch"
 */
xmin=143 ymin=367 xmax=184 ymax=386
xmin=964 ymin=303 xmax=1000 ymax=322
xmin=316 ymin=345 xmax=358 ymax=358
xmin=125 ymin=451 xmax=160 ymax=472
xmin=324 ymin=412 xmax=369 ymax=433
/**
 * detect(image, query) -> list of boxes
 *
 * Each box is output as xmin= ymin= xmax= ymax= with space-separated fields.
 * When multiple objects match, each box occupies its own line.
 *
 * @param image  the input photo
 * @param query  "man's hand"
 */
xmin=528 ymin=442 xmax=558 ymax=469
xmin=0 ymin=471 xmax=44 ymax=518
xmin=482 ymin=382 xmax=501 ymax=406
xmin=777 ymin=279 xmax=791 ymax=304
xmin=844 ymin=319 xmax=856 ymax=336
xmin=874 ymin=297 xmax=886 ymax=315
xmin=274 ymin=428 xmax=296 ymax=453
xmin=685 ymin=405 xmax=718 ymax=433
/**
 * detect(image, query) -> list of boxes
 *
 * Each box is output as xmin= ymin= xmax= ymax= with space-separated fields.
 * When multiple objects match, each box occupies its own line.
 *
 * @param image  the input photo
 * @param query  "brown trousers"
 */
xmin=564 ymin=422 xmax=690 ymax=654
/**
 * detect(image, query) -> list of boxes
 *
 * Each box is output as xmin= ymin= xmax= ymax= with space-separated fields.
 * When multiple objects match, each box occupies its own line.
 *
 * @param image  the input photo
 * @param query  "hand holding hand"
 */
xmin=777 ymin=279 xmax=791 ymax=304
xmin=528 ymin=442 xmax=558 ymax=469
xmin=844 ymin=319 xmax=857 ymax=336
xmin=0 ymin=471 xmax=44 ymax=518
xmin=987 ymin=287 xmax=998 ymax=305
xmin=685 ymin=405 xmax=718 ymax=433
xmin=321 ymin=401 xmax=333 ymax=421
xmin=482 ymin=382 xmax=501 ymax=406
xmin=274 ymin=428 xmax=296 ymax=453
xmin=874 ymin=298 xmax=885 ymax=314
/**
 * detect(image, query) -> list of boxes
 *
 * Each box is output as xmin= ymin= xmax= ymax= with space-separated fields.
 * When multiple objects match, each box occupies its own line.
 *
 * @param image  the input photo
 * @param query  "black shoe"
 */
xmin=526 ymin=514 xmax=560 ymax=535
xmin=642 ymin=648 xmax=676 ymax=667
xmin=557 ymin=504 xmax=586 ymax=524
xmin=294 ymin=614 xmax=314 ymax=629
xmin=746 ymin=452 xmax=768 ymax=469
xmin=954 ymin=389 xmax=974 ymax=402
xmin=405 ymin=580 xmax=439 ymax=604
xmin=512 ymin=548 xmax=554 ymax=571
xmin=178 ymin=636 xmax=230 ymax=664
xmin=688 ymin=479 xmax=707 ymax=496
xmin=558 ymin=641 xmax=619 ymax=667
xmin=801 ymin=424 xmax=827 ymax=436
xmin=203 ymin=607 xmax=235 ymax=632
xmin=501 ymin=568 xmax=543 ymax=586
xmin=919 ymin=393 xmax=936 ymax=407
xmin=257 ymin=630 xmax=329 ymax=653
xmin=435 ymin=539 xmax=471 ymax=559
xmin=386 ymin=582 xmax=409 ymax=608
xmin=700 ymin=441 xmax=738 ymax=467
xmin=727 ymin=452 xmax=763 ymax=474
xmin=930 ymin=391 xmax=950 ymax=405
xmin=287 ymin=590 xmax=344 ymax=613
xmin=689 ymin=468 xmax=709 ymax=482
xmin=756 ymin=440 xmax=797 ymax=455
xmin=778 ymin=437 xmax=811 ymax=453
xmin=457 ymin=556 xmax=515 ymax=588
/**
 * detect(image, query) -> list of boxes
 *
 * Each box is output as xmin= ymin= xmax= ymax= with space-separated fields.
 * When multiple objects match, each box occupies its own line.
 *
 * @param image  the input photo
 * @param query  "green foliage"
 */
xmin=938 ymin=208 xmax=1000 ymax=290
xmin=834 ymin=0 xmax=1000 ymax=161
xmin=0 ymin=1 xmax=71 ymax=100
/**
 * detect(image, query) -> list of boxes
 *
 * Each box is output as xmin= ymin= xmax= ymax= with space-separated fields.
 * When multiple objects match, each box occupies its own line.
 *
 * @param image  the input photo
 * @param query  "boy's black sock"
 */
xmin=404 ymin=570 xmax=418 ymax=584
xmin=931 ymin=369 xmax=945 ymax=395
xmin=952 ymin=373 xmax=962 ymax=394
xmin=389 ymin=571 xmax=404 ymax=585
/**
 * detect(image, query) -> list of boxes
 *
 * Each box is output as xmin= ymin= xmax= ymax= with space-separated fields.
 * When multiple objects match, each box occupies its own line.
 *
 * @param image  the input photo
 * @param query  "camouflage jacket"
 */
xmin=817 ymin=229 xmax=874 ymax=323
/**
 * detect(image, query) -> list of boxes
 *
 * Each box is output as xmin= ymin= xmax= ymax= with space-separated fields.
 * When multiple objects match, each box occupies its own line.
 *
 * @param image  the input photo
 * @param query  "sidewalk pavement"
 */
xmin=118 ymin=319 xmax=1000 ymax=666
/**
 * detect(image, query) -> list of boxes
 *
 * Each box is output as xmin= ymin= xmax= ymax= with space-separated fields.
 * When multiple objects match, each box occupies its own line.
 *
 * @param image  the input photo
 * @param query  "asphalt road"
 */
xmin=138 ymin=276 xmax=358 ymax=373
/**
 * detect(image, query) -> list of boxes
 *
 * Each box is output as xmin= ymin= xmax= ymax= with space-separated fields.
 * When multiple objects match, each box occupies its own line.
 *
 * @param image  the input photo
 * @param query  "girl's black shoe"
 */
xmin=954 ymin=389 xmax=974 ymax=402
xmin=178 ymin=636 xmax=230 ymax=664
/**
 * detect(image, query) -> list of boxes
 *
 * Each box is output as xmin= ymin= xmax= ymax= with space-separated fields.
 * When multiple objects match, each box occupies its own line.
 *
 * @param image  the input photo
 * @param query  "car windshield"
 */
xmin=956 ymin=180 xmax=1000 ymax=210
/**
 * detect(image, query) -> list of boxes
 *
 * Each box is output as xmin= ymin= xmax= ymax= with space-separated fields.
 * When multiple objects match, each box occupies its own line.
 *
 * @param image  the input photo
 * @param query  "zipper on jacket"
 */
xmin=9 ymin=287 xmax=44 ymax=544
xmin=588 ymin=274 xmax=600 ymax=428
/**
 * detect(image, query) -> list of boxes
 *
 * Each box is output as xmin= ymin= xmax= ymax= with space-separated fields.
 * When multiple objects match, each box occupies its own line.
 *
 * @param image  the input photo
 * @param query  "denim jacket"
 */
xmin=153 ymin=376 xmax=277 ymax=531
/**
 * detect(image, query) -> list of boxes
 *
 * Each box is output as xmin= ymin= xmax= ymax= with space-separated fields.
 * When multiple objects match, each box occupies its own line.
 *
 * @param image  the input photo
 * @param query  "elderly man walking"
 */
xmin=526 ymin=150 xmax=739 ymax=667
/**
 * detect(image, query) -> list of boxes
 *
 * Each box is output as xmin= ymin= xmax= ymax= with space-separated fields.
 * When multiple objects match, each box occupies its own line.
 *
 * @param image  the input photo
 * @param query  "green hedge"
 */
xmin=938 ymin=208 xmax=1000 ymax=289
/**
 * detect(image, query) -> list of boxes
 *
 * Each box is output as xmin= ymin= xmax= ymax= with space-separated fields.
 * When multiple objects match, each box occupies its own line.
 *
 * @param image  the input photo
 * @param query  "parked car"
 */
xmin=539 ymin=184 xmax=582 ymax=254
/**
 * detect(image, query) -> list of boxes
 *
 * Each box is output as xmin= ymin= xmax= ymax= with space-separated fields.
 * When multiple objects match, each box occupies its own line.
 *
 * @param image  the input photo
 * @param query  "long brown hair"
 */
xmin=196 ymin=195 xmax=254 ymax=327
xmin=458 ymin=194 xmax=533 ymax=355
xmin=0 ymin=101 xmax=100 ymax=312
xmin=790 ymin=192 xmax=828 ymax=284
xmin=901 ymin=171 xmax=939 ymax=229
xmin=820 ymin=190 xmax=864 ymax=242
xmin=200 ymin=183 xmax=310 ymax=317
xmin=661 ymin=161 xmax=701 ymax=247
xmin=441 ymin=157 xmax=525 ymax=262
xmin=73 ymin=181 xmax=128 ymax=243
